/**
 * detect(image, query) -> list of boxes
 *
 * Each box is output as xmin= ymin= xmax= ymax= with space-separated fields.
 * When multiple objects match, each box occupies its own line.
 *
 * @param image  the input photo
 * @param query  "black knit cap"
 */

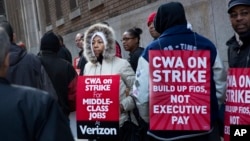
xmin=40 ymin=31 xmax=60 ymax=52
xmin=228 ymin=0 xmax=250 ymax=13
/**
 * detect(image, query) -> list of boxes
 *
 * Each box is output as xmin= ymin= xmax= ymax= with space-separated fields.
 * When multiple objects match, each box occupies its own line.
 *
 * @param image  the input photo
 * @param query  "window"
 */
xmin=69 ymin=0 xmax=80 ymax=20
xmin=0 ymin=0 xmax=5 ymax=15
xmin=55 ymin=0 xmax=62 ymax=19
xmin=70 ymin=0 xmax=78 ymax=11
xmin=44 ymin=0 xmax=51 ymax=25
xmin=88 ymin=0 xmax=104 ymax=10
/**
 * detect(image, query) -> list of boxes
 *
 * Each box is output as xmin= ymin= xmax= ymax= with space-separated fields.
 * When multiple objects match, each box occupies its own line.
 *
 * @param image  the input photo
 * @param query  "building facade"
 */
xmin=3 ymin=0 xmax=232 ymax=66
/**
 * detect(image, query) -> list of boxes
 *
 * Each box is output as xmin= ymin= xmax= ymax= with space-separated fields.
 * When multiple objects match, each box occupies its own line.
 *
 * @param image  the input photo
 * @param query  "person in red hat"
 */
xmin=147 ymin=11 xmax=160 ymax=40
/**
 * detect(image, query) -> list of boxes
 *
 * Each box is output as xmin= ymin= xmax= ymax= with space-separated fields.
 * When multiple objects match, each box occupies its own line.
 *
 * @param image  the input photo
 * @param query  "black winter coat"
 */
xmin=7 ymin=43 xmax=42 ymax=88
xmin=57 ymin=45 xmax=72 ymax=64
xmin=0 ymin=78 xmax=74 ymax=141
xmin=227 ymin=36 xmax=250 ymax=68
xmin=39 ymin=51 xmax=77 ymax=116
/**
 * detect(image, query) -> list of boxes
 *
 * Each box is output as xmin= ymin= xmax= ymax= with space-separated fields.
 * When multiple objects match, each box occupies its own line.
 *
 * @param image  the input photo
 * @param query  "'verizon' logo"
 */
xmin=79 ymin=125 xmax=117 ymax=135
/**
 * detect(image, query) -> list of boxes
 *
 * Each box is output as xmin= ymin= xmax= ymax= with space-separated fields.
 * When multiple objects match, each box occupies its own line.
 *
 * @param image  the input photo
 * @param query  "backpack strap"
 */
xmin=40 ymin=65 xmax=58 ymax=101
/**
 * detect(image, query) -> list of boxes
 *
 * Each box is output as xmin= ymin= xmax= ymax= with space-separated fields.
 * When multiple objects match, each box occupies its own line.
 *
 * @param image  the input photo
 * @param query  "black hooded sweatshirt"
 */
xmin=154 ymin=2 xmax=187 ymax=34
xmin=147 ymin=2 xmax=220 ymax=141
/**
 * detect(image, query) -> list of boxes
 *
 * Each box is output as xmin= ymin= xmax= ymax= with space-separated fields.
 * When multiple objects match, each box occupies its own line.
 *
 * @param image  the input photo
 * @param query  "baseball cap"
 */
xmin=228 ymin=0 xmax=250 ymax=13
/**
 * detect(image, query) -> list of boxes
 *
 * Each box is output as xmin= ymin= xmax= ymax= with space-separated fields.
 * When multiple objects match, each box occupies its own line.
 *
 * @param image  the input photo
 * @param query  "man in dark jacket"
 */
xmin=132 ymin=2 xmax=226 ymax=141
xmin=223 ymin=0 xmax=250 ymax=140
xmin=0 ymin=27 xmax=74 ymax=141
xmin=39 ymin=31 xmax=77 ymax=117
xmin=0 ymin=21 xmax=42 ymax=88
xmin=227 ymin=0 xmax=250 ymax=67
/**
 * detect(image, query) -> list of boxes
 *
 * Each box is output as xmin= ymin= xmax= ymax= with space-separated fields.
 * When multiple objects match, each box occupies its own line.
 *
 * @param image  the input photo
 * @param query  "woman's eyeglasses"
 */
xmin=121 ymin=37 xmax=135 ymax=42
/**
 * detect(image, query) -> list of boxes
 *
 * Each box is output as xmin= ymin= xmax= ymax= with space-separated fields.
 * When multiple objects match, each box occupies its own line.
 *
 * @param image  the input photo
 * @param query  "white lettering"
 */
xmin=85 ymin=85 xmax=111 ymax=91
xmin=153 ymin=105 xmax=207 ymax=114
xmin=171 ymin=116 xmax=190 ymax=124
xmin=82 ymin=98 xmax=113 ymax=105
xmin=79 ymin=125 xmax=117 ymax=135
xmin=234 ymin=129 xmax=247 ymax=136
xmin=170 ymin=95 xmax=190 ymax=103
xmin=152 ymin=70 xmax=206 ymax=83
xmin=226 ymin=90 xmax=250 ymax=103
xmin=85 ymin=78 xmax=101 ymax=84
